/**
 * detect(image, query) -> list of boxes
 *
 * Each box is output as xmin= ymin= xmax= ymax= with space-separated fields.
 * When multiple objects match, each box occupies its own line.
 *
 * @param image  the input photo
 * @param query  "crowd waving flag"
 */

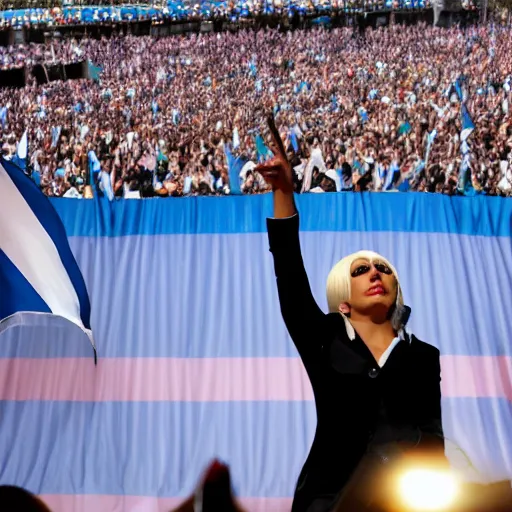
xmin=0 ymin=157 xmax=96 ymax=361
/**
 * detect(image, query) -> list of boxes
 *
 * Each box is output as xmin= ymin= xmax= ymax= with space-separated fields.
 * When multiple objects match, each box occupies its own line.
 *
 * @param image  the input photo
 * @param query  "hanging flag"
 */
xmin=0 ymin=157 xmax=96 ymax=361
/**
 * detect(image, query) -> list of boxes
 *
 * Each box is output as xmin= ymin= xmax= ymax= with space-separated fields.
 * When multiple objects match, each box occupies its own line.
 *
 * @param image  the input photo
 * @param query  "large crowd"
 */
xmin=0 ymin=0 xmax=435 ymax=29
xmin=1 ymin=22 xmax=512 ymax=198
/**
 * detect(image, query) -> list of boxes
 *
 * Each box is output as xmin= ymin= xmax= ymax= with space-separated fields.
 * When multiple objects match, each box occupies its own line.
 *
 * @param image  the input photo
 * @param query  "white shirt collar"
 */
xmin=341 ymin=314 xmax=411 ymax=344
xmin=341 ymin=314 xmax=411 ymax=367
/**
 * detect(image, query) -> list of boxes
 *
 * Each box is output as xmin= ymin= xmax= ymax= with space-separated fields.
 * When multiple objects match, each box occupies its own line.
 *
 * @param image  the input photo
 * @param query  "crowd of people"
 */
xmin=1 ymin=22 xmax=512 ymax=198
xmin=0 ymin=0 xmax=436 ymax=29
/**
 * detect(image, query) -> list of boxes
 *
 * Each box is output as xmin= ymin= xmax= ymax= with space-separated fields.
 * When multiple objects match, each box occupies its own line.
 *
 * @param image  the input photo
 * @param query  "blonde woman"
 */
xmin=255 ymin=117 xmax=445 ymax=512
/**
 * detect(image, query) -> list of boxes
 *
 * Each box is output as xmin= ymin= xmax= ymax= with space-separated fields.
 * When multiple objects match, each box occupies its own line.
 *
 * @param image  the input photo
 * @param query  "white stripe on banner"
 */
xmin=0 ymin=162 xmax=85 ymax=331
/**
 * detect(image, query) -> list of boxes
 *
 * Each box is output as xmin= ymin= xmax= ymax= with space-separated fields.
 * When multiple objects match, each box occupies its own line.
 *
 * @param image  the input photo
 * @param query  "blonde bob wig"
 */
xmin=326 ymin=250 xmax=406 ymax=331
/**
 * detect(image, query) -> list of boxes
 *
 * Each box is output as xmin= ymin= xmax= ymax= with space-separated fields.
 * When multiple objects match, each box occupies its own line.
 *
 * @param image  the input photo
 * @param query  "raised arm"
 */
xmin=256 ymin=116 xmax=326 ymax=362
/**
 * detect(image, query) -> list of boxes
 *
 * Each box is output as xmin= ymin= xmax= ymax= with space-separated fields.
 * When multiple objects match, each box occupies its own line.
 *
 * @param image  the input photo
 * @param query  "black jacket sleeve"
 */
xmin=267 ymin=214 xmax=326 ymax=362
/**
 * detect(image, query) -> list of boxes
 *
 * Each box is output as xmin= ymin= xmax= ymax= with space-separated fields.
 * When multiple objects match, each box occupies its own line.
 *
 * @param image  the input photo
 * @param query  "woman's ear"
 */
xmin=338 ymin=303 xmax=350 ymax=316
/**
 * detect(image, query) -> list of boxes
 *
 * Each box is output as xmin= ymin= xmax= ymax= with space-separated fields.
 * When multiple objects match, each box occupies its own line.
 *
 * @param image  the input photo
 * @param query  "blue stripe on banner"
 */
xmin=442 ymin=397 xmax=512 ymax=482
xmin=0 ymin=315 xmax=93 ymax=358
xmin=0 ymin=400 xmax=315 ymax=498
xmin=0 ymin=232 xmax=510 ymax=359
xmin=0 ymin=399 xmax=510 ymax=498
xmin=0 ymin=248 xmax=52 ymax=320
xmin=50 ymin=194 xmax=512 ymax=238
xmin=2 ymin=159 xmax=91 ymax=329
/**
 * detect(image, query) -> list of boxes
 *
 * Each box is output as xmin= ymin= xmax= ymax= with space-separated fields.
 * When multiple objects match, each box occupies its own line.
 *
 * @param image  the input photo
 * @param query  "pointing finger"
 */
xmin=267 ymin=114 xmax=287 ymax=158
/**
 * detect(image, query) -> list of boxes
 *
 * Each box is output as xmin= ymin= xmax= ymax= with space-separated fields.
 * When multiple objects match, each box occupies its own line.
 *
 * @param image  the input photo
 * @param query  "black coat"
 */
xmin=267 ymin=214 xmax=444 ymax=512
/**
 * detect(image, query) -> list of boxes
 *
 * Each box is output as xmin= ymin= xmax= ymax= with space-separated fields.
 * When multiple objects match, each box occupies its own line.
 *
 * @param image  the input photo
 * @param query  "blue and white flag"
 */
xmin=458 ymin=105 xmax=475 ymax=195
xmin=461 ymin=104 xmax=475 ymax=142
xmin=458 ymin=153 xmax=475 ymax=195
xmin=0 ymin=157 xmax=96 ymax=361
xmin=0 ymin=106 xmax=7 ymax=129
xmin=51 ymin=126 xmax=61 ymax=149
xmin=99 ymin=170 xmax=114 ymax=201
xmin=454 ymin=76 xmax=466 ymax=103
xmin=255 ymin=134 xmax=272 ymax=163
xmin=224 ymin=143 xmax=247 ymax=195
xmin=358 ymin=107 xmax=369 ymax=123
xmin=232 ymin=127 xmax=240 ymax=150
xmin=88 ymin=149 xmax=101 ymax=187
xmin=11 ymin=130 xmax=28 ymax=171
xmin=424 ymin=128 xmax=437 ymax=166
xmin=289 ymin=129 xmax=299 ymax=153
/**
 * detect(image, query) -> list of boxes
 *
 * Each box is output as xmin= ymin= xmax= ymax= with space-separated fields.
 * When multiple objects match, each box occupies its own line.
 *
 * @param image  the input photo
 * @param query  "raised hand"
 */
xmin=169 ymin=460 xmax=246 ymax=512
xmin=255 ymin=114 xmax=294 ymax=194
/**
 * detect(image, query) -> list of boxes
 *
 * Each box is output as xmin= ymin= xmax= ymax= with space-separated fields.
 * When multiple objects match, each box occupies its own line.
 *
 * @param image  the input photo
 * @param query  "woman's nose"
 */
xmin=369 ymin=265 xmax=382 ymax=281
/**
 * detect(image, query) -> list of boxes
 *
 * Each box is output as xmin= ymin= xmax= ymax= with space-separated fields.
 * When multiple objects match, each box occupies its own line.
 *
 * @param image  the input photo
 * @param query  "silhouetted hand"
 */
xmin=169 ymin=460 xmax=246 ymax=512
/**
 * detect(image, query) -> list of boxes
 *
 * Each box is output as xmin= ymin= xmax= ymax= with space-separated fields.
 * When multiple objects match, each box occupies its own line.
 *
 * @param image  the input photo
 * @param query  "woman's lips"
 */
xmin=365 ymin=285 xmax=385 ymax=296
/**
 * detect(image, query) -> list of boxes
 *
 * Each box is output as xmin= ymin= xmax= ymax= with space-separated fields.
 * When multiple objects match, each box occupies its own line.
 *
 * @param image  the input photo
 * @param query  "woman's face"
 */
xmin=343 ymin=258 xmax=398 ymax=317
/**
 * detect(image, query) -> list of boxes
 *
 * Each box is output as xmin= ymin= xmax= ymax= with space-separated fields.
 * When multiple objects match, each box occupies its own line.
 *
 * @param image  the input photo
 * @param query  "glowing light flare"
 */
xmin=397 ymin=468 xmax=460 ymax=511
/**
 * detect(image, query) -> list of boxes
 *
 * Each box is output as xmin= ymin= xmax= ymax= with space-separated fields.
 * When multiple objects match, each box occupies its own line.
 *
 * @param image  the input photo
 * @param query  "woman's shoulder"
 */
xmin=409 ymin=334 xmax=440 ymax=358
xmin=323 ymin=312 xmax=352 ymax=342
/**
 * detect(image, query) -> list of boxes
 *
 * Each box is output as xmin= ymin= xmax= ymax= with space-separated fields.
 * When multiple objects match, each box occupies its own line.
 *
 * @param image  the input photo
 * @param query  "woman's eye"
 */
xmin=375 ymin=263 xmax=392 ymax=275
xmin=351 ymin=265 xmax=370 ymax=277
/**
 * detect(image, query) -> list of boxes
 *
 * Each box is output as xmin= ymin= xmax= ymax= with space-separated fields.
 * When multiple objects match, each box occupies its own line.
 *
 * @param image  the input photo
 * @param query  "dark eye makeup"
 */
xmin=351 ymin=263 xmax=392 ymax=278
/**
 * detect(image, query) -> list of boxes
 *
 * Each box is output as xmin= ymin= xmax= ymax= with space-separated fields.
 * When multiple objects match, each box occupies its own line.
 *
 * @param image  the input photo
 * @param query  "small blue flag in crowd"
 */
xmin=0 ymin=105 xmax=7 ymax=129
xmin=255 ymin=134 xmax=273 ymax=163
xmin=461 ymin=104 xmax=475 ymax=142
xmin=0 ymin=157 xmax=96 ymax=361
xmin=398 ymin=121 xmax=412 ymax=136
xmin=358 ymin=107 xmax=369 ymax=123
xmin=424 ymin=129 xmax=437 ymax=167
xmin=11 ymin=130 xmax=28 ymax=171
xmin=458 ymin=104 xmax=476 ymax=194
xmin=289 ymin=130 xmax=299 ymax=153
xmin=224 ymin=143 xmax=248 ymax=195
xmin=87 ymin=60 xmax=103 ymax=83
xmin=454 ymin=76 xmax=466 ymax=102
xmin=232 ymin=127 xmax=240 ymax=150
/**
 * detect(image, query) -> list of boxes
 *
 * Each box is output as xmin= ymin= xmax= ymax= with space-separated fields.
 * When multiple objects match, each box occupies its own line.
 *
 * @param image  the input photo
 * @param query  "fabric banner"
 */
xmin=0 ymin=193 xmax=511 ymax=511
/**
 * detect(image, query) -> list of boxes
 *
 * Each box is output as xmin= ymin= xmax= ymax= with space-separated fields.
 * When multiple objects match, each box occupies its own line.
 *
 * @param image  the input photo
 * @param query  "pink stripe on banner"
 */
xmin=441 ymin=355 xmax=512 ymax=400
xmin=41 ymin=494 xmax=292 ymax=512
xmin=0 ymin=357 xmax=313 ymax=402
xmin=0 ymin=356 xmax=510 ymax=402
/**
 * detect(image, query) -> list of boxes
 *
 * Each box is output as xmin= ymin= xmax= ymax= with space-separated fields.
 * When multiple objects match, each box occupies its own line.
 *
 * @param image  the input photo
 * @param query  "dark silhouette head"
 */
xmin=0 ymin=486 xmax=52 ymax=512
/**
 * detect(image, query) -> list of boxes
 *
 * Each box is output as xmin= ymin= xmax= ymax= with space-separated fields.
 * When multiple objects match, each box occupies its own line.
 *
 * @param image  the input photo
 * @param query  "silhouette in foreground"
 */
xmin=0 ymin=486 xmax=52 ymax=512
xmin=170 ymin=460 xmax=246 ymax=512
